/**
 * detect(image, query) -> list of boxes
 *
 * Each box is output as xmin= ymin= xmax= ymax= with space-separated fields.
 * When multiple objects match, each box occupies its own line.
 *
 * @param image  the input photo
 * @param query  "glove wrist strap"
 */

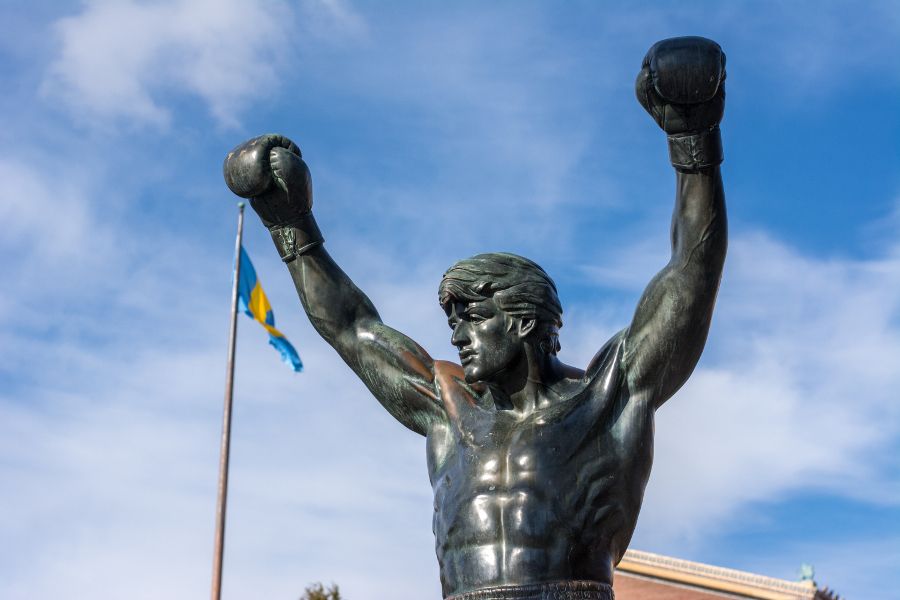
xmin=667 ymin=126 xmax=723 ymax=172
xmin=269 ymin=213 xmax=324 ymax=263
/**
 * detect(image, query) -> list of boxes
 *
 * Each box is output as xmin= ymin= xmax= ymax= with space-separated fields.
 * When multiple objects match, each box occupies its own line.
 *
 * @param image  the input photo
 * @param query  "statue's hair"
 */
xmin=439 ymin=252 xmax=563 ymax=354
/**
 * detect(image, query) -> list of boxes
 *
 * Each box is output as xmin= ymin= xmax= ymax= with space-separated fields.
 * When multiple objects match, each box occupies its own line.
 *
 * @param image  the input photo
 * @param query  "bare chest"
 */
xmin=429 ymin=405 xmax=614 ymax=494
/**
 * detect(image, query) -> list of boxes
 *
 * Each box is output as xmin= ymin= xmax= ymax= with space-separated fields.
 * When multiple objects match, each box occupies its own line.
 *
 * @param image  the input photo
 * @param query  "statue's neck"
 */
xmin=488 ymin=346 xmax=563 ymax=414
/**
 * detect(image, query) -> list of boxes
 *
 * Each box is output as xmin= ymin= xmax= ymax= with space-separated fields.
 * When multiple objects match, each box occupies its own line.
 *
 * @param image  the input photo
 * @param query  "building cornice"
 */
xmin=618 ymin=550 xmax=818 ymax=600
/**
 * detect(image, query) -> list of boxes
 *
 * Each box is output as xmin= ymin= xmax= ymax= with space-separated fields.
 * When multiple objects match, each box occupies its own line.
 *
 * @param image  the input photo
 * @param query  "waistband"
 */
xmin=446 ymin=580 xmax=614 ymax=600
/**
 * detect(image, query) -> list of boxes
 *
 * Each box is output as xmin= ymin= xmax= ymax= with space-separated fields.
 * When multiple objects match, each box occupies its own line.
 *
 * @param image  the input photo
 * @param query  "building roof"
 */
xmin=613 ymin=550 xmax=840 ymax=600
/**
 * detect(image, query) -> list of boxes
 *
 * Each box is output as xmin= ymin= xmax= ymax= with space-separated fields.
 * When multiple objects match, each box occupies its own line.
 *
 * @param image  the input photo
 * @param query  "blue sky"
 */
xmin=1 ymin=1 xmax=898 ymax=599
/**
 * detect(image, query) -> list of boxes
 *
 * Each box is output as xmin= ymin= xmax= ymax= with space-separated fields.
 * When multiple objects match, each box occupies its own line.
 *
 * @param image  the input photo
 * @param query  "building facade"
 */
xmin=613 ymin=550 xmax=841 ymax=599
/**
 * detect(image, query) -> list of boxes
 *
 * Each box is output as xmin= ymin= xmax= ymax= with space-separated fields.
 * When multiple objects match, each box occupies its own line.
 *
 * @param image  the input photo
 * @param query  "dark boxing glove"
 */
xmin=223 ymin=134 xmax=322 ymax=262
xmin=224 ymin=134 xmax=311 ymax=226
xmin=636 ymin=36 xmax=726 ymax=171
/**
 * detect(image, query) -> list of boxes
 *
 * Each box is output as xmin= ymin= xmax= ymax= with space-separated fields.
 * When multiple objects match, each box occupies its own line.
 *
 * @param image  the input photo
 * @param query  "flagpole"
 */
xmin=211 ymin=202 xmax=245 ymax=600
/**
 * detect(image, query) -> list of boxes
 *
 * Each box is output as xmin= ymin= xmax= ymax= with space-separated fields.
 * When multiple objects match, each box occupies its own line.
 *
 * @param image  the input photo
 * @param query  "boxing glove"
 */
xmin=636 ymin=37 xmax=726 ymax=171
xmin=223 ymin=134 xmax=322 ymax=262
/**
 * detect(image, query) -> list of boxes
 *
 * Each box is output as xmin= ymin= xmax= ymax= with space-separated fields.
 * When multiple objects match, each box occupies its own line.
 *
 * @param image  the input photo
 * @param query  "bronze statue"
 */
xmin=224 ymin=36 xmax=727 ymax=600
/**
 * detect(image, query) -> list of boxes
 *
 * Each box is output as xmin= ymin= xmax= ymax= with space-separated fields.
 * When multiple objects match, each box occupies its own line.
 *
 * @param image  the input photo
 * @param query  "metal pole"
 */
xmin=211 ymin=202 xmax=245 ymax=600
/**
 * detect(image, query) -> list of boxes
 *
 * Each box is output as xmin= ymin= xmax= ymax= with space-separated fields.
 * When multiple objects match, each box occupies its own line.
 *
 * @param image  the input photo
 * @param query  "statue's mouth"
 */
xmin=459 ymin=350 xmax=476 ymax=364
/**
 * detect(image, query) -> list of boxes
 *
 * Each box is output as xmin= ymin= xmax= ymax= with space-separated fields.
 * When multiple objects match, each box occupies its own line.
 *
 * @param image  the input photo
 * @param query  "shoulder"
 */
xmin=433 ymin=360 xmax=483 ymax=396
xmin=584 ymin=329 xmax=628 ymax=382
xmin=434 ymin=359 xmax=465 ymax=380
xmin=433 ymin=360 xmax=484 ymax=417
xmin=572 ymin=329 xmax=631 ymax=422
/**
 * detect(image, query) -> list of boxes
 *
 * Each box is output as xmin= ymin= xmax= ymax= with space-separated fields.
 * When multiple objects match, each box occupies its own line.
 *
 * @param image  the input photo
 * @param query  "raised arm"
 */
xmin=223 ymin=135 xmax=444 ymax=435
xmin=624 ymin=37 xmax=728 ymax=409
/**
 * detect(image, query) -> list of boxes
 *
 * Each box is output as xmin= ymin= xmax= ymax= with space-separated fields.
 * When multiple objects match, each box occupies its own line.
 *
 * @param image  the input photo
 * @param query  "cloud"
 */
xmin=41 ymin=0 xmax=300 ymax=128
xmin=0 ymin=158 xmax=100 ymax=262
xmin=721 ymin=1 xmax=900 ymax=91
xmin=587 ymin=228 xmax=900 ymax=547
xmin=0 ymin=156 xmax=120 ymax=341
xmin=297 ymin=0 xmax=367 ymax=40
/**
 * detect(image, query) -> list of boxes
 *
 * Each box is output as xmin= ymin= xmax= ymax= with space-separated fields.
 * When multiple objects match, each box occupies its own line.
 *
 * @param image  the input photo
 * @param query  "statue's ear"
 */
xmin=517 ymin=317 xmax=537 ymax=338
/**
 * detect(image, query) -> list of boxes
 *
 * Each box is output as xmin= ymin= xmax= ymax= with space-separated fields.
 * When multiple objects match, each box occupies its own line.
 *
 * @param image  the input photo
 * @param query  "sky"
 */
xmin=1 ymin=1 xmax=898 ymax=599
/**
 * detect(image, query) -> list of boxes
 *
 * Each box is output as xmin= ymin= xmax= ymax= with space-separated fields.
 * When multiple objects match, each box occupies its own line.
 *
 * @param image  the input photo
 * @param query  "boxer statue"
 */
xmin=224 ymin=37 xmax=728 ymax=600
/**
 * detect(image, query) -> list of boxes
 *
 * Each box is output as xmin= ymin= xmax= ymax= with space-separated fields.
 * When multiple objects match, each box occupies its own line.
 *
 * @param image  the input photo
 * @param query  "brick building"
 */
xmin=613 ymin=550 xmax=841 ymax=599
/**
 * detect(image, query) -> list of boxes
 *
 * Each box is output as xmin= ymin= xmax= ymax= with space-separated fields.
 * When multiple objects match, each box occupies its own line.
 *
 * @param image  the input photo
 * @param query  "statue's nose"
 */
xmin=451 ymin=324 xmax=469 ymax=349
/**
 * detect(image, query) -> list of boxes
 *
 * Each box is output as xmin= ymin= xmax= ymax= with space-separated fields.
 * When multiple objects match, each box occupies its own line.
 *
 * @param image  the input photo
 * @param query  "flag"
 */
xmin=236 ymin=245 xmax=303 ymax=372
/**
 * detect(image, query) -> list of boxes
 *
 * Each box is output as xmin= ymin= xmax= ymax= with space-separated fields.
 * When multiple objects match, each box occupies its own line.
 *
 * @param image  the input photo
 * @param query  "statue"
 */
xmin=224 ymin=37 xmax=727 ymax=600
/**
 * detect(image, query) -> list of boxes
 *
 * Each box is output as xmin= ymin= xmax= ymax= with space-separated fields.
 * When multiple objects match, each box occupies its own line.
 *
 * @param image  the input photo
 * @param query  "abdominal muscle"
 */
xmin=435 ymin=485 xmax=570 ymax=590
xmin=431 ymin=454 xmax=615 ymax=595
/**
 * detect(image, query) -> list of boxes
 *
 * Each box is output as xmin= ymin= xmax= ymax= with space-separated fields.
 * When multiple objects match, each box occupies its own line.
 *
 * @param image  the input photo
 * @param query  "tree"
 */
xmin=299 ymin=582 xmax=342 ymax=600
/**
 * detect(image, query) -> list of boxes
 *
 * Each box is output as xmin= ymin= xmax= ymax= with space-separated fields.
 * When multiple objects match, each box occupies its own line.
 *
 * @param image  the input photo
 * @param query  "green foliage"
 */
xmin=299 ymin=582 xmax=342 ymax=600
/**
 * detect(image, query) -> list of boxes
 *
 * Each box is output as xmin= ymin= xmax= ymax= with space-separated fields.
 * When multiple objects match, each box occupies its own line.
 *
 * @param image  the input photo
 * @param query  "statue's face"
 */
xmin=447 ymin=297 xmax=524 ymax=384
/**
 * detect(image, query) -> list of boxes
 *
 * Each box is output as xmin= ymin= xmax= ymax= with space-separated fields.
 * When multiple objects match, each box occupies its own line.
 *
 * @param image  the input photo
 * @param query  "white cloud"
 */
xmin=606 ymin=229 xmax=900 ymax=546
xmin=724 ymin=2 xmax=900 ymax=91
xmin=42 ymin=0 xmax=300 ymax=128
xmin=0 ymin=157 xmax=121 ymax=335
xmin=0 ymin=158 xmax=101 ymax=263
xmin=297 ymin=0 xmax=368 ymax=40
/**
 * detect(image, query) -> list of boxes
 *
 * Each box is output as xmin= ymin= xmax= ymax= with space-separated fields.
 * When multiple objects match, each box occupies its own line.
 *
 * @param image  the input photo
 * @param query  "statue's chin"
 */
xmin=461 ymin=364 xmax=485 ymax=385
xmin=463 ymin=363 xmax=511 ymax=387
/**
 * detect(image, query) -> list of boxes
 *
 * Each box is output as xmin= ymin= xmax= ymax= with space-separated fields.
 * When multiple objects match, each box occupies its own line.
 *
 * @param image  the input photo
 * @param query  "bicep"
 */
xmin=623 ymin=263 xmax=719 ymax=408
xmin=337 ymin=319 xmax=445 ymax=436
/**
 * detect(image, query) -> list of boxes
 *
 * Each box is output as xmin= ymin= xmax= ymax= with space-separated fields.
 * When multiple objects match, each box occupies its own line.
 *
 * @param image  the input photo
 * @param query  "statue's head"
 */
xmin=439 ymin=253 xmax=563 ymax=384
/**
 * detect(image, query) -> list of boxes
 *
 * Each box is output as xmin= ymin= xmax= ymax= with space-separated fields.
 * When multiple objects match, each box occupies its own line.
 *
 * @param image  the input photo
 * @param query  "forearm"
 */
xmin=273 ymin=219 xmax=381 ymax=352
xmin=669 ymin=167 xmax=727 ymax=273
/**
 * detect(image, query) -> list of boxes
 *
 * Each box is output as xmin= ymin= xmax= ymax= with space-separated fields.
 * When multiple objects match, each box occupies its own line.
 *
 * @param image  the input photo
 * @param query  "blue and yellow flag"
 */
xmin=237 ymin=246 xmax=303 ymax=372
